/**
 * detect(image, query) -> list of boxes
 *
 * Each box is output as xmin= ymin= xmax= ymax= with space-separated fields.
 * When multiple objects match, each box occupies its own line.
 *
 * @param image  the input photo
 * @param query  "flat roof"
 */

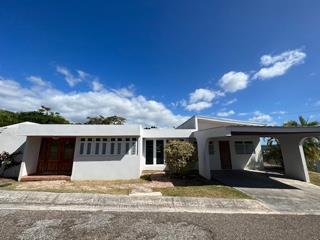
xmin=194 ymin=125 xmax=320 ymax=138
xmin=18 ymin=124 xmax=141 ymax=136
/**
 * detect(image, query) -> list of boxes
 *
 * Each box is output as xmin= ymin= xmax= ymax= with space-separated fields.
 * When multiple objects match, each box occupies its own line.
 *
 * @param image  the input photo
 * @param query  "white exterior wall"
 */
xmin=202 ymin=135 xmax=263 ymax=172
xmin=0 ymin=124 xmax=28 ymax=178
xmin=71 ymin=136 xmax=141 ymax=180
xmin=18 ymin=136 xmax=42 ymax=180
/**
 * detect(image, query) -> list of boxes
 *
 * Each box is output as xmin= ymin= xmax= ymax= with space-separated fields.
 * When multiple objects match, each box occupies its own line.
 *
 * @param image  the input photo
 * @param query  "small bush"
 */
xmin=0 ymin=151 xmax=21 ymax=170
xmin=165 ymin=140 xmax=198 ymax=177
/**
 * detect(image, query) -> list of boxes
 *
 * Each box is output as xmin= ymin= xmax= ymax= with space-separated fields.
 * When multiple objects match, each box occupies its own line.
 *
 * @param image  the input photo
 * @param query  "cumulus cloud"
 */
xmin=185 ymin=101 xmax=213 ymax=111
xmin=184 ymin=88 xmax=223 ymax=111
xmin=189 ymin=88 xmax=216 ymax=103
xmin=249 ymin=111 xmax=273 ymax=124
xmin=0 ymin=76 xmax=188 ymax=127
xmin=253 ymin=49 xmax=306 ymax=80
xmin=217 ymin=110 xmax=235 ymax=117
xmin=218 ymin=71 xmax=249 ymax=93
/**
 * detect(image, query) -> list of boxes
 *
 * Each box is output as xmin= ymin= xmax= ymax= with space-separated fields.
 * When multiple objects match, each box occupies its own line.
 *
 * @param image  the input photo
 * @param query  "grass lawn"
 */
xmin=0 ymin=174 xmax=250 ymax=199
xmin=309 ymin=171 xmax=320 ymax=186
xmin=153 ymin=184 xmax=250 ymax=199
xmin=0 ymin=177 xmax=148 ymax=195
xmin=151 ymin=174 xmax=251 ymax=199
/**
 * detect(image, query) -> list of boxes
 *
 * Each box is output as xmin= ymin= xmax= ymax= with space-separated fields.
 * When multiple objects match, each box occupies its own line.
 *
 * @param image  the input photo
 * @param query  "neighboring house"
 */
xmin=1 ymin=116 xmax=319 ymax=182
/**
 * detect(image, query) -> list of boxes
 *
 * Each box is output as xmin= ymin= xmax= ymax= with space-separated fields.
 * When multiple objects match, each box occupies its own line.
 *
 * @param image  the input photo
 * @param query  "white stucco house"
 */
xmin=1 ymin=116 xmax=319 ymax=182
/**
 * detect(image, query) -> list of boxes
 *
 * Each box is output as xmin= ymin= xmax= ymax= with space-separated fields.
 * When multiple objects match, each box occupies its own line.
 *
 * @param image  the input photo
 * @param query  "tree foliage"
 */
xmin=164 ymin=140 xmax=198 ymax=176
xmin=0 ymin=151 xmax=22 ymax=171
xmin=85 ymin=115 xmax=126 ymax=125
xmin=0 ymin=106 xmax=69 ymax=127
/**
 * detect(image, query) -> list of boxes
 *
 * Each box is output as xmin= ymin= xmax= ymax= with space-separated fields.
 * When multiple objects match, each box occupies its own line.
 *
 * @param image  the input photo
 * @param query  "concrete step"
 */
xmin=20 ymin=175 xmax=71 ymax=182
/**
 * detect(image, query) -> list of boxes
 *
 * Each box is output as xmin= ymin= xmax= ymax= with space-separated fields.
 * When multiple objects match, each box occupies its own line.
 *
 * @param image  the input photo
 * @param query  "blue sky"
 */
xmin=0 ymin=0 xmax=319 ymax=127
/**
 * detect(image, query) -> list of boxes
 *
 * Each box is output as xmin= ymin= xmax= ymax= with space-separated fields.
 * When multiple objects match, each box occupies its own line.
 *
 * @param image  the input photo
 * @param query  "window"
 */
xmin=117 ymin=142 xmax=122 ymax=154
xmin=235 ymin=141 xmax=255 ymax=154
xmin=80 ymin=138 xmax=85 ymax=155
xmin=208 ymin=141 xmax=214 ymax=155
xmin=86 ymin=142 xmax=92 ymax=154
xmin=79 ymin=137 xmax=135 ymax=156
xmin=110 ymin=138 xmax=116 ymax=155
xmin=102 ymin=142 xmax=107 ymax=154
xmin=95 ymin=142 xmax=100 ymax=154
xmin=131 ymin=141 xmax=136 ymax=155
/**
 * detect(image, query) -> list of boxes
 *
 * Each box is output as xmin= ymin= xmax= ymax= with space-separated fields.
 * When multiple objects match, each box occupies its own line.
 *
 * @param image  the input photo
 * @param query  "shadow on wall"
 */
xmin=75 ymin=154 xmax=136 ymax=162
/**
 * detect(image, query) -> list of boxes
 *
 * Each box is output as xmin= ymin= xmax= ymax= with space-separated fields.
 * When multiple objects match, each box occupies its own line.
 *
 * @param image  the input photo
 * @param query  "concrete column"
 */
xmin=138 ymin=136 xmax=143 ymax=175
xmin=278 ymin=135 xmax=310 ymax=182
xmin=195 ymin=136 xmax=211 ymax=179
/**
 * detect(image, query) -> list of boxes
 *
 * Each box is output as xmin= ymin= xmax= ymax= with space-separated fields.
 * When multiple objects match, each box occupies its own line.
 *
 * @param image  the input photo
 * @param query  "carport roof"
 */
xmin=194 ymin=125 xmax=320 ymax=138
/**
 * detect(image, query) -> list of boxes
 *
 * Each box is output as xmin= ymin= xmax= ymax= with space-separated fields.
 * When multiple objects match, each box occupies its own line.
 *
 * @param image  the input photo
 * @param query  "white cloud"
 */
xmin=185 ymin=101 xmax=213 ymax=111
xmin=56 ymin=66 xmax=89 ymax=87
xmin=253 ymin=49 xmax=306 ymax=80
xmin=271 ymin=110 xmax=287 ymax=115
xmin=0 ymin=76 xmax=188 ymax=127
xmin=189 ymin=88 xmax=216 ymax=103
xmin=223 ymin=98 xmax=237 ymax=106
xmin=249 ymin=111 xmax=273 ymax=124
xmin=91 ymin=79 xmax=104 ymax=92
xmin=218 ymin=71 xmax=249 ymax=93
xmin=27 ymin=76 xmax=48 ymax=87
xmin=184 ymin=88 xmax=223 ymax=112
xmin=217 ymin=110 xmax=235 ymax=117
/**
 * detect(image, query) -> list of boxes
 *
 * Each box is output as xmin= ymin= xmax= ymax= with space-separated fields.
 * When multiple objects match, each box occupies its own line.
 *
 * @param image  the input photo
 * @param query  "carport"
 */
xmin=194 ymin=125 xmax=320 ymax=182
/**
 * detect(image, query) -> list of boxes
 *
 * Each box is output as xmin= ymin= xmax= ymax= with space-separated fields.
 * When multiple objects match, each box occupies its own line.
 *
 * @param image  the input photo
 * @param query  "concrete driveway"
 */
xmin=213 ymin=170 xmax=320 ymax=214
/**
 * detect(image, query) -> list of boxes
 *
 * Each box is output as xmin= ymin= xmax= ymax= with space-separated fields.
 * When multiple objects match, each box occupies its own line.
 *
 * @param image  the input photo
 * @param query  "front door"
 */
xmin=37 ymin=138 xmax=75 ymax=175
xmin=219 ymin=141 xmax=232 ymax=170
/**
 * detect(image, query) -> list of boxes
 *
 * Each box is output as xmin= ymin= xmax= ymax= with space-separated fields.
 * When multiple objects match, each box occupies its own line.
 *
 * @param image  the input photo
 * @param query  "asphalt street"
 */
xmin=0 ymin=209 xmax=320 ymax=240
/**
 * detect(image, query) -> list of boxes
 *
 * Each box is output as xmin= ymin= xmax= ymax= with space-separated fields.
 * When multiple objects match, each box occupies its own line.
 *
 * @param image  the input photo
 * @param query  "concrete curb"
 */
xmin=1 ymin=190 xmax=319 ymax=215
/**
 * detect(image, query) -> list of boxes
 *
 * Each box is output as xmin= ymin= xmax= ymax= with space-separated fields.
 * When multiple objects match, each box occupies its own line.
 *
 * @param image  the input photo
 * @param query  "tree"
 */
xmin=0 ymin=107 xmax=69 ymax=127
xmin=85 ymin=115 xmax=126 ymax=125
xmin=164 ymin=140 xmax=198 ymax=176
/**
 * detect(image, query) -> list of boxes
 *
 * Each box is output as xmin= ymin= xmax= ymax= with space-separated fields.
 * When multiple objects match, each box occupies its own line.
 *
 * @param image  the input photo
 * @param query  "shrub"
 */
xmin=0 ymin=151 xmax=21 ymax=170
xmin=165 ymin=140 xmax=198 ymax=176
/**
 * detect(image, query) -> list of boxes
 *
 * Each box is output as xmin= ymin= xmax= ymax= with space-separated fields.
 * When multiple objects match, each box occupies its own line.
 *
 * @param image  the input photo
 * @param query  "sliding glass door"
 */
xmin=156 ymin=140 xmax=164 ymax=164
xmin=146 ymin=140 xmax=154 ymax=165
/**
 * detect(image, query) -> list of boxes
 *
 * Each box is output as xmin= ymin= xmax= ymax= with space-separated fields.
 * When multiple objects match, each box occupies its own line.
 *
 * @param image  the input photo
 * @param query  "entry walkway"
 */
xmin=213 ymin=170 xmax=320 ymax=214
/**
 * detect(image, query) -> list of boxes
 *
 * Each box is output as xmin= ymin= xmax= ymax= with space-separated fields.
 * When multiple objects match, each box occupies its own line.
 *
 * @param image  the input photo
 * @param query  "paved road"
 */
xmin=213 ymin=170 xmax=320 ymax=214
xmin=1 ymin=209 xmax=320 ymax=240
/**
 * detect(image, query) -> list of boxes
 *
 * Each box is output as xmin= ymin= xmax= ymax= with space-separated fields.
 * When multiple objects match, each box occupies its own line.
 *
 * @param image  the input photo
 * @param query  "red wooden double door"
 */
xmin=37 ymin=138 xmax=76 ymax=175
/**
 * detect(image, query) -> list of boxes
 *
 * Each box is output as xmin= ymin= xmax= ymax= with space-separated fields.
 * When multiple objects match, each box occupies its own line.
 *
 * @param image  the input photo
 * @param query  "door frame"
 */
xmin=219 ymin=140 xmax=232 ymax=170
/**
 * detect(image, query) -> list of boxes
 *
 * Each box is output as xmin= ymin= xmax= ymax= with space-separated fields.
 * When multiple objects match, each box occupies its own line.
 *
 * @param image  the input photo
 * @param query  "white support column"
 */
xmin=138 ymin=136 xmax=143 ymax=175
xmin=278 ymin=135 xmax=310 ymax=182
xmin=196 ymin=136 xmax=211 ymax=179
